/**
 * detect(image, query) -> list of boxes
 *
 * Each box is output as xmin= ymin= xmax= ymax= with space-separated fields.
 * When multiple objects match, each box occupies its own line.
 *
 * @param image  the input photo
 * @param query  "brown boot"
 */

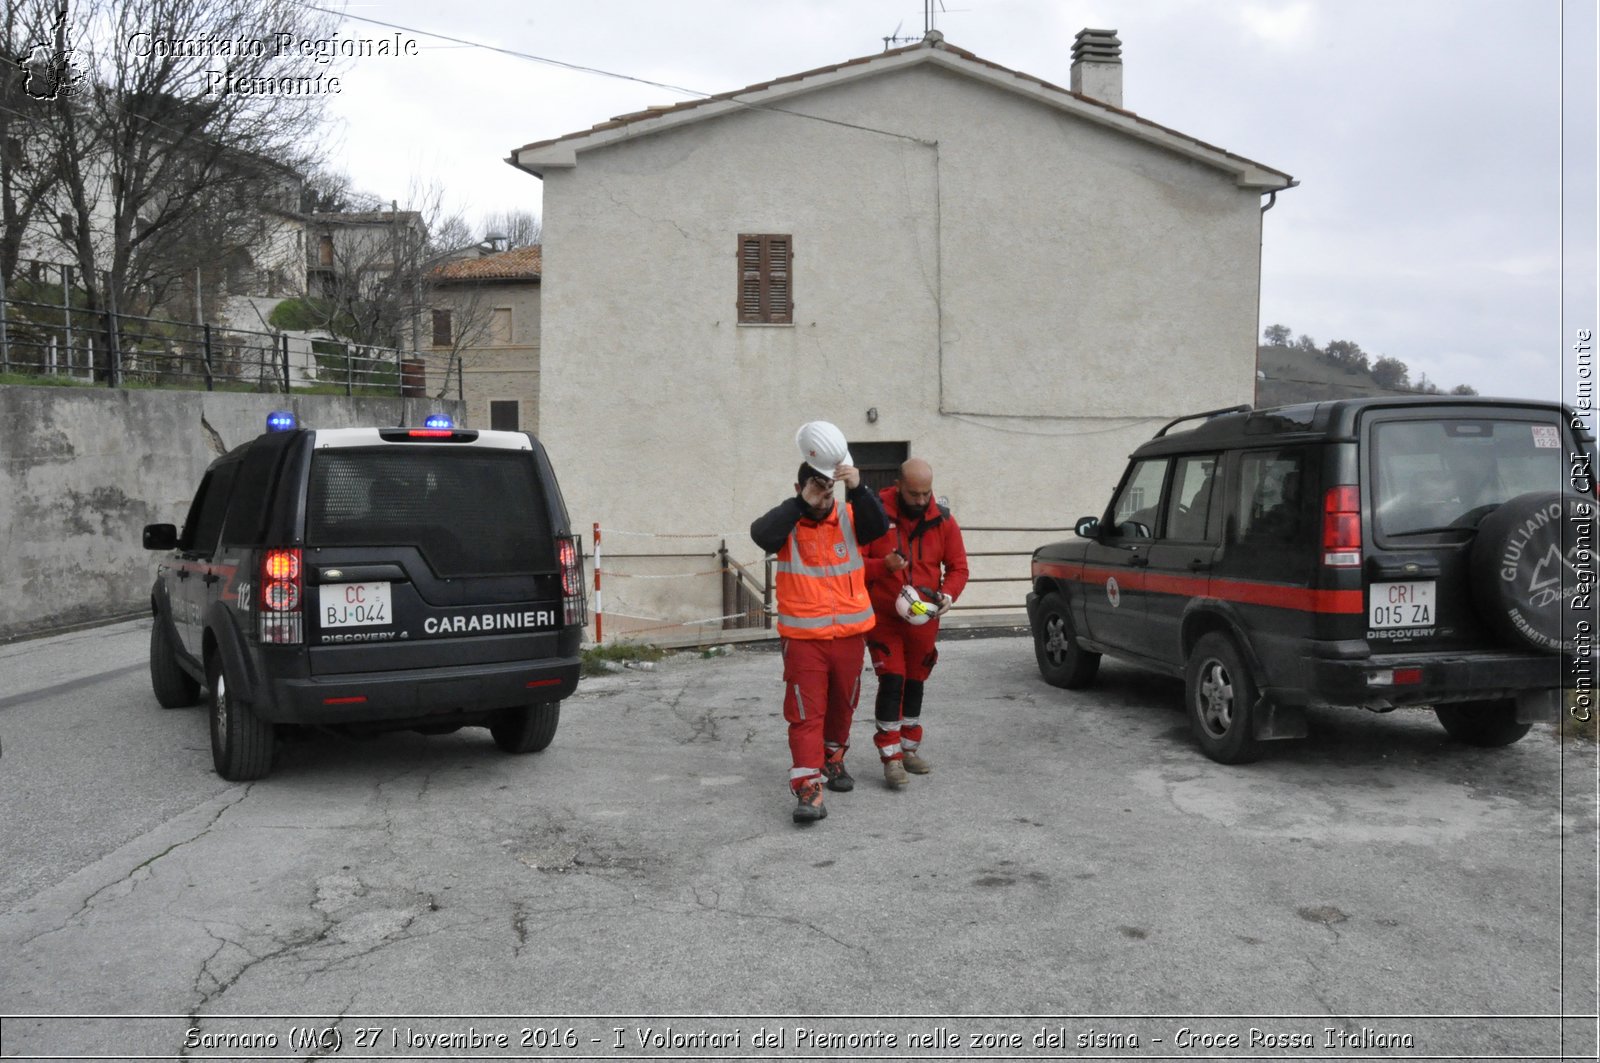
xmin=822 ymin=747 xmax=855 ymax=792
xmin=902 ymin=749 xmax=931 ymax=774
xmin=793 ymin=779 xmax=827 ymax=823
xmin=882 ymin=758 xmax=909 ymax=789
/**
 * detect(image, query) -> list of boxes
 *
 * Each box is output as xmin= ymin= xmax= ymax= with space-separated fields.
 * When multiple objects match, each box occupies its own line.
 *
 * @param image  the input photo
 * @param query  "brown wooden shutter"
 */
xmin=431 ymin=309 xmax=452 ymax=347
xmin=767 ymin=236 xmax=792 ymax=324
xmin=738 ymin=235 xmax=763 ymax=322
xmin=737 ymin=234 xmax=794 ymax=324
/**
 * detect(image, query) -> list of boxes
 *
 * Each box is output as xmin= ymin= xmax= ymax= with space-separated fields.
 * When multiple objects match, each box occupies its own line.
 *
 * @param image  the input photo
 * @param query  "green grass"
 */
xmin=0 ymin=371 xmax=97 ymax=387
xmin=0 ymin=372 xmax=397 ymax=396
xmin=581 ymin=641 xmax=667 ymax=676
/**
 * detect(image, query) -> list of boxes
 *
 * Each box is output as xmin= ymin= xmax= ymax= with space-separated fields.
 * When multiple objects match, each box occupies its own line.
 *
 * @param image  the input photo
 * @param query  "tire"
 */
xmin=490 ymin=702 xmax=561 ymax=754
xmin=150 ymin=616 xmax=201 ymax=709
xmin=208 ymin=653 xmax=274 ymax=781
xmin=1184 ymin=632 xmax=1262 ymax=764
xmin=1470 ymin=491 xmax=1594 ymax=654
xmin=1032 ymin=592 xmax=1101 ymax=689
xmin=1434 ymin=699 xmax=1533 ymax=747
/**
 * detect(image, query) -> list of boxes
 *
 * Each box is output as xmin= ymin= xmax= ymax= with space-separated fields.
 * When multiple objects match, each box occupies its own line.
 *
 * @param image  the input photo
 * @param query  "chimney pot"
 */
xmin=1071 ymin=27 xmax=1123 ymax=108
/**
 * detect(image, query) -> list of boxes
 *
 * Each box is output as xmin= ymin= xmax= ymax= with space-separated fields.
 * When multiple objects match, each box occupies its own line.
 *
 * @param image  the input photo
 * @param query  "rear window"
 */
xmin=1371 ymin=416 xmax=1569 ymax=538
xmin=306 ymin=449 xmax=554 ymax=577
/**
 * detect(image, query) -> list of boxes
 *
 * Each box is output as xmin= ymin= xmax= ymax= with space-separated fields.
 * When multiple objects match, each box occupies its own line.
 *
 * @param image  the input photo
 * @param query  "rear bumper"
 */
xmin=256 ymin=656 xmax=581 ymax=726
xmin=1295 ymin=649 xmax=1567 ymax=714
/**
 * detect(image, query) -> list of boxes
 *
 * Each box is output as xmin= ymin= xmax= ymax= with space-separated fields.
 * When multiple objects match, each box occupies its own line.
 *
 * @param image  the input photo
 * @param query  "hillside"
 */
xmin=1255 ymin=344 xmax=1423 ymax=408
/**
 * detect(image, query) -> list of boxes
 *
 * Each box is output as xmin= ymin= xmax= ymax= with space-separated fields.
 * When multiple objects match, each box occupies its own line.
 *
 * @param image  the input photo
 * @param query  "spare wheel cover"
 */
xmin=1469 ymin=491 xmax=1595 ymax=654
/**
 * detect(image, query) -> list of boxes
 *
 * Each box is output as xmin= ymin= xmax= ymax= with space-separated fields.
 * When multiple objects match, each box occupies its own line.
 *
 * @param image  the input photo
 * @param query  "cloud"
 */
xmin=1232 ymin=1 xmax=1317 ymax=46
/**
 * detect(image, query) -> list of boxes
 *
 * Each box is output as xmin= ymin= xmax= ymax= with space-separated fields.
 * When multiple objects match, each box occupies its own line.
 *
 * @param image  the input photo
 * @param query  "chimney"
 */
xmin=1071 ymin=27 xmax=1123 ymax=108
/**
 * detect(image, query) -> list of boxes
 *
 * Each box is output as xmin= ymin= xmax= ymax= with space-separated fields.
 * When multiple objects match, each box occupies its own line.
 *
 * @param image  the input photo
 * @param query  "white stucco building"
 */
xmin=510 ymin=30 xmax=1295 ymax=638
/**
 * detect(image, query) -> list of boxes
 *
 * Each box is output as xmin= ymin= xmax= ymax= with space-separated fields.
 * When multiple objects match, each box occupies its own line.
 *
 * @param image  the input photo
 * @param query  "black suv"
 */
xmin=143 ymin=415 xmax=586 ymax=780
xmin=1028 ymin=397 xmax=1595 ymax=763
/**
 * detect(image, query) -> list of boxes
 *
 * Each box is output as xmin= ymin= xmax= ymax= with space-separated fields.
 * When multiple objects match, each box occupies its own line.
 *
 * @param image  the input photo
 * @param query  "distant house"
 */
xmin=415 ymin=244 xmax=543 ymax=431
xmin=510 ymin=28 xmax=1295 ymax=630
xmin=304 ymin=208 xmax=427 ymax=298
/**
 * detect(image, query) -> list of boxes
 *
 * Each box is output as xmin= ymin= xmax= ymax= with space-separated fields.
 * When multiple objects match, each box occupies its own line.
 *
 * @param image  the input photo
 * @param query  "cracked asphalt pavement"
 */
xmin=0 ymin=619 xmax=1595 ymax=1058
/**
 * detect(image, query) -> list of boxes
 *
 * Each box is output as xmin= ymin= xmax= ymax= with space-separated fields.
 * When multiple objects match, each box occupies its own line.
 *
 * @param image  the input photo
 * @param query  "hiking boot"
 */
xmin=901 ymin=750 xmax=931 ymax=774
xmin=792 ymin=780 xmax=828 ymax=823
xmin=822 ymin=750 xmax=855 ymax=792
xmin=882 ymin=758 xmax=909 ymax=789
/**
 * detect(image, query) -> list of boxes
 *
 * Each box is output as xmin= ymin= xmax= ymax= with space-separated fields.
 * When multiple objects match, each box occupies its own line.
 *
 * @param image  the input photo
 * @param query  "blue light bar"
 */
xmin=266 ymin=410 xmax=297 ymax=432
xmin=423 ymin=414 xmax=453 ymax=429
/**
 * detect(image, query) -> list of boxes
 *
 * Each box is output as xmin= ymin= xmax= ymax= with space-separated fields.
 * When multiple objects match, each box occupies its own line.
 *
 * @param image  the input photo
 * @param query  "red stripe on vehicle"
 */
xmin=1032 ymin=560 xmax=1363 ymax=615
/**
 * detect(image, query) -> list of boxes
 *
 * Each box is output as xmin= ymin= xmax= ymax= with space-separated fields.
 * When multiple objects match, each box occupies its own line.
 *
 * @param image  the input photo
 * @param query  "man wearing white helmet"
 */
xmin=750 ymin=423 xmax=889 ymax=825
xmin=863 ymin=458 xmax=969 ymax=787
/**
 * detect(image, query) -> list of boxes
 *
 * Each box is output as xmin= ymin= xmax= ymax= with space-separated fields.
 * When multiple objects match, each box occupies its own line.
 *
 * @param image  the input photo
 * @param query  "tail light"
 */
xmin=1322 ymin=486 xmax=1361 ymax=567
xmin=559 ymin=536 xmax=587 ymax=627
xmin=259 ymin=547 xmax=304 ymax=644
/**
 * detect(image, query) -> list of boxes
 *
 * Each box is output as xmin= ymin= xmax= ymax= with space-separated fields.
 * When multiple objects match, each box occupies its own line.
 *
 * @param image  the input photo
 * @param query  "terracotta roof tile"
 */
xmin=432 ymin=244 xmax=542 ymax=282
xmin=510 ymin=39 xmax=1291 ymax=183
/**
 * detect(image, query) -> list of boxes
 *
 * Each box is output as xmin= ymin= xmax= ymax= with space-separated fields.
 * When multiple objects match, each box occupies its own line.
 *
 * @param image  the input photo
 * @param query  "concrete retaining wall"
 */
xmin=0 ymin=386 xmax=462 ymax=641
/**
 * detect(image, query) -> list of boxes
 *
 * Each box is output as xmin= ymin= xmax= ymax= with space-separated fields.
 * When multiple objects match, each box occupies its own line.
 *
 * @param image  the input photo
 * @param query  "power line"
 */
xmin=291 ymin=2 xmax=936 ymax=146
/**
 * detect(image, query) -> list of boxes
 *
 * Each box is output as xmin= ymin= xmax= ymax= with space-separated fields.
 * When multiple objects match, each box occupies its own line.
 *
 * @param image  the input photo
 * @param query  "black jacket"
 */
xmin=750 ymin=483 xmax=889 ymax=555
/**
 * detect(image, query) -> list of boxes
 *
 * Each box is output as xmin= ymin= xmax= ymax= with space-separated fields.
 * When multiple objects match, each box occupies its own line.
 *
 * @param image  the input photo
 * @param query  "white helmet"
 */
xmin=795 ymin=421 xmax=852 ymax=480
xmin=896 ymin=585 xmax=934 ymax=626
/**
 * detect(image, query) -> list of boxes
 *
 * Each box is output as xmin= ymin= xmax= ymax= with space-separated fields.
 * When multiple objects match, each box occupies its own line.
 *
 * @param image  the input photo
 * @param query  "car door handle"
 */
xmin=1189 ymin=560 xmax=1212 ymax=572
xmin=175 ymin=569 xmax=190 ymax=580
xmin=202 ymin=572 xmax=221 ymax=586
xmin=1129 ymin=555 xmax=1149 ymax=568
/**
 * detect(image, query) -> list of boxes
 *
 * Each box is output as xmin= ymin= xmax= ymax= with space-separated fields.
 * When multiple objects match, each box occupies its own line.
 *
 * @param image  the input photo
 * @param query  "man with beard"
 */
xmin=863 ymin=458 xmax=969 ymax=787
xmin=751 ymin=455 xmax=888 ymax=824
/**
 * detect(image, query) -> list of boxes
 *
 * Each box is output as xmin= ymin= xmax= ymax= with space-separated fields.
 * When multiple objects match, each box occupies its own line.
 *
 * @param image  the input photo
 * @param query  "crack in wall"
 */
xmin=198 ymin=415 xmax=227 ymax=458
xmin=602 ymin=189 xmax=694 ymax=242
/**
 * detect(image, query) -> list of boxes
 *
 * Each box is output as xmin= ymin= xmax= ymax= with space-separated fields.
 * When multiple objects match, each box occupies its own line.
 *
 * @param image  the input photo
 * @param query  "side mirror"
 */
xmin=1074 ymin=516 xmax=1099 ymax=538
xmin=143 ymin=523 xmax=177 ymax=550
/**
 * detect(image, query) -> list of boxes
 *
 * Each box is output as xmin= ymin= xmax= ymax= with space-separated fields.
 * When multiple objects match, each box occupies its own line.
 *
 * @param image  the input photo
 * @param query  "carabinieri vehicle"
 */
xmin=1028 ymin=396 xmax=1596 ymax=763
xmin=143 ymin=412 xmax=586 ymax=780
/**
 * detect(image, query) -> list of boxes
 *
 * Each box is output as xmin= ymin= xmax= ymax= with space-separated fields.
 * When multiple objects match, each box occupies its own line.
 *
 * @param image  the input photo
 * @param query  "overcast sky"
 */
xmin=311 ymin=0 xmax=1597 ymax=405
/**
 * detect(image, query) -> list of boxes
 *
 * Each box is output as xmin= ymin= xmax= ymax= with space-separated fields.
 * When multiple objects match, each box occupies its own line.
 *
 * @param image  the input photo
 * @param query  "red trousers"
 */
xmin=867 ymin=614 xmax=940 ymax=681
xmin=781 ymin=634 xmax=865 ymax=790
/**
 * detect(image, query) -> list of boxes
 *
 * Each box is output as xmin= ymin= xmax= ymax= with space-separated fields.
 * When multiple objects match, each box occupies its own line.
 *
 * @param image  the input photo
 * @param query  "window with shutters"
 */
xmin=737 ymin=234 xmax=793 ymax=324
xmin=431 ymin=309 xmax=452 ymax=347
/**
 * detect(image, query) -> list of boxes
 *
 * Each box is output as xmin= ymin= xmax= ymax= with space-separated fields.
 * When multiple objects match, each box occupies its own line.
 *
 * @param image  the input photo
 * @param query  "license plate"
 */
xmin=319 ymin=582 xmax=392 ymax=628
xmin=1368 ymin=581 xmax=1436 ymax=629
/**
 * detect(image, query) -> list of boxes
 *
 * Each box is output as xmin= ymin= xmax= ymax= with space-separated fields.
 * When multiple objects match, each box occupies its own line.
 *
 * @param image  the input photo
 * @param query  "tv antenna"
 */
xmin=882 ymin=0 xmax=958 ymax=50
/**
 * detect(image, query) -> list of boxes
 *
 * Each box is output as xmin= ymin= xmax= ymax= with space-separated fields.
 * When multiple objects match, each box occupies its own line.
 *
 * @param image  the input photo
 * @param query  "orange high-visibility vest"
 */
xmin=774 ymin=501 xmax=875 ymax=639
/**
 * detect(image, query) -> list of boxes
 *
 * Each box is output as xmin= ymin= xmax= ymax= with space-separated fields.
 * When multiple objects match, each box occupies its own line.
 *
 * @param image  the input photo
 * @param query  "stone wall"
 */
xmin=0 ymin=386 xmax=462 ymax=640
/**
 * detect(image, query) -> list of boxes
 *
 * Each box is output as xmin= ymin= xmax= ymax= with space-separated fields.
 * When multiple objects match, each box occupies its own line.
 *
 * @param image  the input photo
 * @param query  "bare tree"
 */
xmin=291 ymin=179 xmax=490 ymax=354
xmin=478 ymin=207 xmax=541 ymax=249
xmin=300 ymin=164 xmax=383 ymax=215
xmin=43 ymin=0 xmax=337 ymax=355
xmin=0 ymin=0 xmax=68 ymax=288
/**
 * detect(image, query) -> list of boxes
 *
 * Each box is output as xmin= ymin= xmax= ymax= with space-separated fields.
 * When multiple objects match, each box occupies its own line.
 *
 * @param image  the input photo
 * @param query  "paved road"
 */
xmin=0 ymin=620 xmax=1595 ymax=1059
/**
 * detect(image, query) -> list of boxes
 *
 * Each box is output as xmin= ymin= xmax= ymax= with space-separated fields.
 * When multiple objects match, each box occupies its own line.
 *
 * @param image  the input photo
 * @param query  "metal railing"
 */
xmin=0 ymin=295 xmax=426 ymax=396
xmin=719 ymin=543 xmax=772 ymax=631
xmin=946 ymin=525 xmax=1076 ymax=611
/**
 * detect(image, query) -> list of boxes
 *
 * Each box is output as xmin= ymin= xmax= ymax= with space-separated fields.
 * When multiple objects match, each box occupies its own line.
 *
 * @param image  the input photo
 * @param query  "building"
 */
xmin=509 ymin=29 xmax=1295 ymax=635
xmin=418 ymin=244 xmax=543 ymax=431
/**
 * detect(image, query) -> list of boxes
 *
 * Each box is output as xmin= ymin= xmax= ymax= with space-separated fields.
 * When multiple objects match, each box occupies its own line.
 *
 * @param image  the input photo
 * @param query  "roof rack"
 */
xmin=1154 ymin=403 xmax=1252 ymax=438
